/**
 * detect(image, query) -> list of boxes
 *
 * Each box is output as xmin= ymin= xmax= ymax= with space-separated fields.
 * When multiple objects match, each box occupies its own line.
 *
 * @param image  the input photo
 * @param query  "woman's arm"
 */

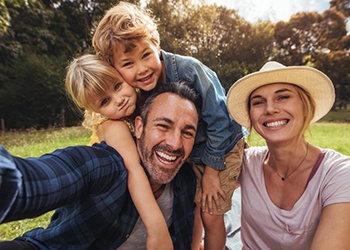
xmin=311 ymin=203 xmax=350 ymax=249
xmin=98 ymin=120 xmax=173 ymax=250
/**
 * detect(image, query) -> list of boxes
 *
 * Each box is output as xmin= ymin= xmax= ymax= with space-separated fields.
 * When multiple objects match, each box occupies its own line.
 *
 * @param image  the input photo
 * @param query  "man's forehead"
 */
xmin=150 ymin=93 xmax=198 ymax=121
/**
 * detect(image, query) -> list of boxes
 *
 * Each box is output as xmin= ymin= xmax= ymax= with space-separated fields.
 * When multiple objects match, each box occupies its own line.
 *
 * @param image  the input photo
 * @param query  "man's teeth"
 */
xmin=157 ymin=151 xmax=176 ymax=161
xmin=266 ymin=120 xmax=287 ymax=127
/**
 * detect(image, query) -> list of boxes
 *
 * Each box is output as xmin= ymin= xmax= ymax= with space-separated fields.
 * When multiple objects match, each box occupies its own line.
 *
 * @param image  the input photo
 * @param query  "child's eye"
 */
xmin=114 ymin=82 xmax=122 ymax=91
xmin=122 ymin=62 xmax=133 ymax=67
xmin=143 ymin=52 xmax=151 ymax=59
xmin=100 ymin=98 xmax=109 ymax=107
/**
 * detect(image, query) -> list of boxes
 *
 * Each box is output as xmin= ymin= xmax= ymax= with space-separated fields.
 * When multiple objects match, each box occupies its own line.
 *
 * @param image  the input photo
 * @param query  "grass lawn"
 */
xmin=0 ymin=110 xmax=349 ymax=240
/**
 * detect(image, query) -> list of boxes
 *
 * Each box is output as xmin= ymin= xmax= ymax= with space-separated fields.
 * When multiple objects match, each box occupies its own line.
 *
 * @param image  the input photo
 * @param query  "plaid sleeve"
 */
xmin=0 ymin=145 xmax=23 ymax=223
xmin=1 ymin=142 xmax=125 ymax=223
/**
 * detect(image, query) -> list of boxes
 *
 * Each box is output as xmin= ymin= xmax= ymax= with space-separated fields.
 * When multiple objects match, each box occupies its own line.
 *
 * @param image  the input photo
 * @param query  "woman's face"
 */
xmin=249 ymin=83 xmax=305 ymax=143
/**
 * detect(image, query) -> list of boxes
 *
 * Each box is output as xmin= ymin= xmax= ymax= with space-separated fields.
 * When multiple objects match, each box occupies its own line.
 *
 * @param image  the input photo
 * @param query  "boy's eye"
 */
xmin=143 ymin=52 xmax=151 ymax=59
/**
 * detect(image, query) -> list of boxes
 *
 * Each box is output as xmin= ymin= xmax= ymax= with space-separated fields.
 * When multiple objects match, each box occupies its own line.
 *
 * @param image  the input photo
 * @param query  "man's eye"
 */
xmin=157 ymin=124 xmax=169 ymax=130
xmin=183 ymin=131 xmax=195 ymax=139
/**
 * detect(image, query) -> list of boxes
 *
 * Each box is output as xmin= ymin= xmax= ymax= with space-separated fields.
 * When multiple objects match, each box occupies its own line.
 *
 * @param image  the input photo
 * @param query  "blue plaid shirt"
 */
xmin=0 ymin=142 xmax=196 ymax=249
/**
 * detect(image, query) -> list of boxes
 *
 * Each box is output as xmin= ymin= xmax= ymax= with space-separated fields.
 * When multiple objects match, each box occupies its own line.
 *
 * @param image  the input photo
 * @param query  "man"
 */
xmin=0 ymin=81 xmax=199 ymax=249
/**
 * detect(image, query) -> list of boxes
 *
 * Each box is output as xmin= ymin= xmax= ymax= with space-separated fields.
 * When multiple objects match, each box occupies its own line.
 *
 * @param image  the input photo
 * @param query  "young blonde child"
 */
xmin=65 ymin=54 xmax=173 ymax=249
xmin=92 ymin=2 xmax=248 ymax=249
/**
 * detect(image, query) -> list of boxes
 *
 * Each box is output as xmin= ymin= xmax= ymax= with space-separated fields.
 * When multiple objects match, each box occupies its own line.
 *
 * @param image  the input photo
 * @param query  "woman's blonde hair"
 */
xmin=92 ymin=1 xmax=160 ymax=65
xmin=293 ymin=85 xmax=316 ymax=136
xmin=65 ymin=54 xmax=123 ymax=129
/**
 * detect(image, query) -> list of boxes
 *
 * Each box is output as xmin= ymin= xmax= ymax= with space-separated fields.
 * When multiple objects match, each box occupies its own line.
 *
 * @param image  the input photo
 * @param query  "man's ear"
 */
xmin=134 ymin=116 xmax=144 ymax=139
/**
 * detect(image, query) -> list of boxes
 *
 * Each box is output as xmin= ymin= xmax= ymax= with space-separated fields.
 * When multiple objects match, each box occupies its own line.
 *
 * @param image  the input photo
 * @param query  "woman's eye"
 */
xmin=278 ymin=95 xmax=290 ymax=100
xmin=251 ymin=100 xmax=264 ymax=106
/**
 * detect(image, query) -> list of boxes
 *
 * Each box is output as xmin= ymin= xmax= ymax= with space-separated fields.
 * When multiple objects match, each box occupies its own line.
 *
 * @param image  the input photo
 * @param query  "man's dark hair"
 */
xmin=140 ymin=81 xmax=199 ymax=125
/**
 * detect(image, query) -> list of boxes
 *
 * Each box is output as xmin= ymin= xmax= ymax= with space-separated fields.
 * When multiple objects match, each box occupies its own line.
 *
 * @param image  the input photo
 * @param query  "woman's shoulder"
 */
xmin=321 ymin=148 xmax=350 ymax=171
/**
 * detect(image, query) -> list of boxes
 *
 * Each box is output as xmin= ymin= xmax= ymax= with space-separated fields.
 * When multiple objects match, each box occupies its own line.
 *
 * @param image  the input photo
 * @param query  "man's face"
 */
xmin=135 ymin=93 xmax=198 ymax=184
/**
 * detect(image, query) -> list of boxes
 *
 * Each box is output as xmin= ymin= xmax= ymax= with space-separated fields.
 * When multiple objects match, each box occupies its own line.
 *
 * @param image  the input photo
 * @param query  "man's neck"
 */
xmin=150 ymin=182 xmax=166 ymax=199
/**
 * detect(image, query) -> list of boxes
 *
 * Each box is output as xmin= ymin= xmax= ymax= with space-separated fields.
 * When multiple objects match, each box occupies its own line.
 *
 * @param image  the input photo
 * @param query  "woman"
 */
xmin=226 ymin=61 xmax=350 ymax=250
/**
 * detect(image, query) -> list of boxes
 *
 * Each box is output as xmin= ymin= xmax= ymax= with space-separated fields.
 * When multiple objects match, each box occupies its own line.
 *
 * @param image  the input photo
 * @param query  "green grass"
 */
xmin=0 ymin=120 xmax=349 ymax=240
xmin=246 ymin=122 xmax=350 ymax=156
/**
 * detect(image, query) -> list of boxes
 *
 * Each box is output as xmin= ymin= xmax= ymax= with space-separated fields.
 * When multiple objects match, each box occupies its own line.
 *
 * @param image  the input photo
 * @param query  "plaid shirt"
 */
xmin=0 ymin=142 xmax=196 ymax=249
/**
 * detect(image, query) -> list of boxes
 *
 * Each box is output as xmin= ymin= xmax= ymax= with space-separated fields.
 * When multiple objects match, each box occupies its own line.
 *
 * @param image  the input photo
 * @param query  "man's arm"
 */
xmin=0 ymin=142 xmax=125 ymax=223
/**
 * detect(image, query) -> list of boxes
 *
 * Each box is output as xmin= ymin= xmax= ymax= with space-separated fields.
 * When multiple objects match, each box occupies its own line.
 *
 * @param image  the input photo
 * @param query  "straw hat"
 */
xmin=226 ymin=61 xmax=335 ymax=128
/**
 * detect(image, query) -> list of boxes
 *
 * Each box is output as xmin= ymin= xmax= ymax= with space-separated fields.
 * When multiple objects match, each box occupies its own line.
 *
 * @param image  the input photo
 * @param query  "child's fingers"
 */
xmin=213 ymin=194 xmax=221 ymax=212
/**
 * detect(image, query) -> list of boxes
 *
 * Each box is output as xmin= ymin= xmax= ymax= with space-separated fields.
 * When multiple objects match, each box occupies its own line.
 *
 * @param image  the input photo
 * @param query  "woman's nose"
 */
xmin=265 ymin=101 xmax=279 ymax=114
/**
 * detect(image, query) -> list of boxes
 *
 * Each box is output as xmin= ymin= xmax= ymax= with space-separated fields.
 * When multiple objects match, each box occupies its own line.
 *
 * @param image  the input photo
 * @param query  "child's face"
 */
xmin=112 ymin=39 xmax=163 ymax=91
xmin=89 ymin=80 xmax=138 ymax=120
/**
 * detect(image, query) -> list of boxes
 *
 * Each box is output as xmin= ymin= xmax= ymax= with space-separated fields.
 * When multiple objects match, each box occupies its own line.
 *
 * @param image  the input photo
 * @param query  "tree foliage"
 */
xmin=0 ymin=0 xmax=349 ymax=129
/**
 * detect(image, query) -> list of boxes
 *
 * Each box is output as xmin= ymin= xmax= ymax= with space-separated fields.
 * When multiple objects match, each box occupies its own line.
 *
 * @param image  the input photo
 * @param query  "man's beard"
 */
xmin=138 ymin=133 xmax=184 ymax=184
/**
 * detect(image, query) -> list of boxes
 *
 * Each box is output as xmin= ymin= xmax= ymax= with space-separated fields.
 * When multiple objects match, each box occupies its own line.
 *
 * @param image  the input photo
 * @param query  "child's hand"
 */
xmin=201 ymin=166 xmax=226 ymax=215
xmin=146 ymin=227 xmax=173 ymax=250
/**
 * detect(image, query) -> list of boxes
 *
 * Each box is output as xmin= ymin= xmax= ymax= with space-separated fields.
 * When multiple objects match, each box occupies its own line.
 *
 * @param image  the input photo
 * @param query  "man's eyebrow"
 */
xmin=153 ymin=117 xmax=197 ymax=132
xmin=154 ymin=117 xmax=173 ymax=124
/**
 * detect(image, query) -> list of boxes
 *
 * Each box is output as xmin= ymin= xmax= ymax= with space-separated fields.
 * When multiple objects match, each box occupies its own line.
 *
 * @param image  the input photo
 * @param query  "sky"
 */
xmin=208 ymin=0 xmax=330 ymax=23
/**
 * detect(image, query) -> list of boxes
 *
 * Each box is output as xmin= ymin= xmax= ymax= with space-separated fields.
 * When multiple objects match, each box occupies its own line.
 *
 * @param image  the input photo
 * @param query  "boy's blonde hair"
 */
xmin=65 ymin=54 xmax=123 ymax=129
xmin=92 ymin=1 xmax=160 ymax=65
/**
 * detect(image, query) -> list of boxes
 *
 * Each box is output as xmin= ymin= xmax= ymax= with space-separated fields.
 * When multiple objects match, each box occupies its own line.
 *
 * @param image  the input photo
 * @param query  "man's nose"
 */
xmin=165 ymin=130 xmax=182 ymax=150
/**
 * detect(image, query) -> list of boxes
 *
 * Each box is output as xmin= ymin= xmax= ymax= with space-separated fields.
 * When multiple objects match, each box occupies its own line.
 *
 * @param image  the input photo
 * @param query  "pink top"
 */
xmin=240 ymin=146 xmax=350 ymax=250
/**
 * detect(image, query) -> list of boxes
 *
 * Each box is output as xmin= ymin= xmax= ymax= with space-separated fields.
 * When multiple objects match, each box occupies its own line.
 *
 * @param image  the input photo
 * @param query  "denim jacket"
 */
xmin=161 ymin=50 xmax=248 ymax=170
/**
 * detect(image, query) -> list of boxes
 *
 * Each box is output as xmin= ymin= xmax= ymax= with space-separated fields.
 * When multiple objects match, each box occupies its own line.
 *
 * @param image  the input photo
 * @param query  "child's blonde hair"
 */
xmin=92 ymin=1 xmax=160 ymax=65
xmin=65 ymin=54 xmax=123 ymax=129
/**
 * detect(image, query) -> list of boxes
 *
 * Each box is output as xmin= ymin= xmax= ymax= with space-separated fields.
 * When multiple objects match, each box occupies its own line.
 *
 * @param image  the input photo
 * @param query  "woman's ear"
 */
xmin=134 ymin=116 xmax=144 ymax=139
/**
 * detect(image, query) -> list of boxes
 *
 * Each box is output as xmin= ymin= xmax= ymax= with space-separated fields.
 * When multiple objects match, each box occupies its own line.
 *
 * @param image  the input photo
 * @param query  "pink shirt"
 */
xmin=240 ymin=146 xmax=350 ymax=250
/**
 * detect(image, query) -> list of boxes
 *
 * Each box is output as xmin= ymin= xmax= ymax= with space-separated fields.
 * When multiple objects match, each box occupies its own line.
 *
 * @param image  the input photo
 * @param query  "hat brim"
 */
xmin=226 ymin=66 xmax=335 ymax=128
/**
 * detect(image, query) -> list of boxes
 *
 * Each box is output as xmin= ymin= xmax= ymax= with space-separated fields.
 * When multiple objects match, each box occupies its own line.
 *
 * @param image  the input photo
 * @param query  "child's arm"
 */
xmin=98 ymin=120 xmax=173 ymax=250
xmin=201 ymin=166 xmax=226 ymax=215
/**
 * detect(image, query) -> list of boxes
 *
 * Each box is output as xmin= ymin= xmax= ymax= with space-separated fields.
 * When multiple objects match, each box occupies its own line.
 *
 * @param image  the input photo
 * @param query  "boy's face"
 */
xmin=112 ymin=39 xmax=163 ymax=91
